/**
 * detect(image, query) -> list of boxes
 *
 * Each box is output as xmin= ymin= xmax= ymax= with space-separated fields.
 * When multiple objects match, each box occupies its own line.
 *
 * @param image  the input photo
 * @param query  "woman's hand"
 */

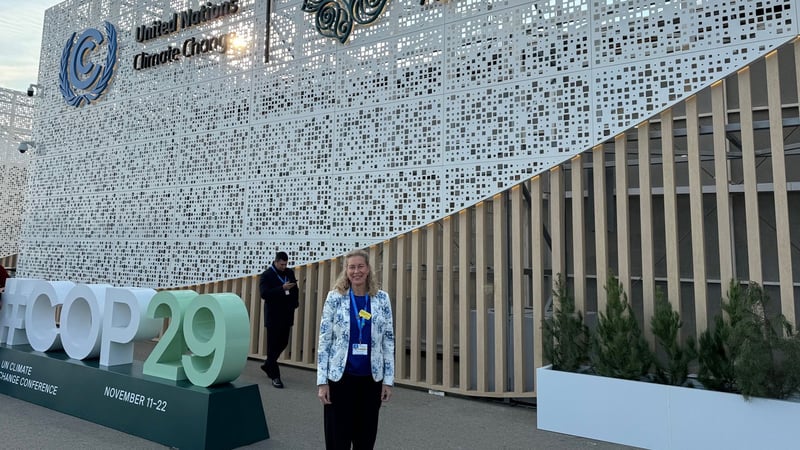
xmin=381 ymin=384 xmax=392 ymax=402
xmin=318 ymin=384 xmax=331 ymax=404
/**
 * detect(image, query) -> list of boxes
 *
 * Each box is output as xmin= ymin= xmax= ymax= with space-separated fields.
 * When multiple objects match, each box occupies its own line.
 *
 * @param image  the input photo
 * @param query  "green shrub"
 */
xmin=726 ymin=282 xmax=800 ymax=399
xmin=547 ymin=275 xmax=800 ymax=401
xmin=698 ymin=280 xmax=800 ymax=399
xmin=697 ymin=314 xmax=737 ymax=393
xmin=697 ymin=281 xmax=740 ymax=393
xmin=542 ymin=274 xmax=590 ymax=372
xmin=592 ymin=276 xmax=653 ymax=380
xmin=650 ymin=290 xmax=696 ymax=386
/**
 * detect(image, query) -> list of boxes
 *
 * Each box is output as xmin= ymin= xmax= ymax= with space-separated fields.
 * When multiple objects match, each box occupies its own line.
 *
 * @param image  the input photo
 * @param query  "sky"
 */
xmin=0 ymin=0 xmax=63 ymax=92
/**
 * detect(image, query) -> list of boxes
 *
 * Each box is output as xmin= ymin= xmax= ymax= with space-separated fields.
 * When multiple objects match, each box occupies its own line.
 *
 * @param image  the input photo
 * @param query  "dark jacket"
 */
xmin=259 ymin=264 xmax=299 ymax=328
xmin=0 ymin=265 xmax=8 ymax=289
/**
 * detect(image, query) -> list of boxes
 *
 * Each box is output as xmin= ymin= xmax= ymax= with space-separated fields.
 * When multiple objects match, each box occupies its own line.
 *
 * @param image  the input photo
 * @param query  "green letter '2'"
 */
xmin=143 ymin=290 xmax=196 ymax=380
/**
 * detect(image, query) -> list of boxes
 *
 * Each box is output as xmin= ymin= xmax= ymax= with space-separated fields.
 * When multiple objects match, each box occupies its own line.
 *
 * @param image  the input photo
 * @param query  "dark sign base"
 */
xmin=0 ymin=344 xmax=269 ymax=449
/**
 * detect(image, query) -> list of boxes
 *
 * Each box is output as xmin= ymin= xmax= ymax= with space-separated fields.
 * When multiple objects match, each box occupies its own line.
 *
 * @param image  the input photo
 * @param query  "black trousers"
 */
xmin=324 ymin=374 xmax=382 ymax=450
xmin=263 ymin=324 xmax=291 ymax=379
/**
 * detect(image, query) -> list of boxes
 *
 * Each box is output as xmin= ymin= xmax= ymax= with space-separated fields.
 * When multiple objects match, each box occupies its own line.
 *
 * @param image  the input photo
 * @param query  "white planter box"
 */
xmin=536 ymin=365 xmax=800 ymax=450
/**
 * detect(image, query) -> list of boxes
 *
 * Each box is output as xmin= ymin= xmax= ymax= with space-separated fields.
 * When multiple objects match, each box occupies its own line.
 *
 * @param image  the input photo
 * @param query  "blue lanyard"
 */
xmin=349 ymin=289 xmax=370 ymax=344
xmin=270 ymin=265 xmax=288 ymax=284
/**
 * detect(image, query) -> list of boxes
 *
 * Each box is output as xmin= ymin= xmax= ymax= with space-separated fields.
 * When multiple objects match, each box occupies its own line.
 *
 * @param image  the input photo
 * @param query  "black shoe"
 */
xmin=271 ymin=378 xmax=284 ymax=389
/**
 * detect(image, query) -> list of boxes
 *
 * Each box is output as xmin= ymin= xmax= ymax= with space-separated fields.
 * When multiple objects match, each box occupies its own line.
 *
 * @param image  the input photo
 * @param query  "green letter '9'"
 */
xmin=181 ymin=293 xmax=250 ymax=387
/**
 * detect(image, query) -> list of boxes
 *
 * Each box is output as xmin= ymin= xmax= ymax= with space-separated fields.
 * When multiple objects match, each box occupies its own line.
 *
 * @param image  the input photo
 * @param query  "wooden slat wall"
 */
xmin=290 ymin=266 xmax=304 ymax=362
xmin=245 ymin=275 xmax=261 ymax=358
xmin=615 ymin=135 xmax=631 ymax=296
xmin=301 ymin=264 xmax=317 ymax=365
xmin=474 ymin=201 xmax=488 ymax=392
xmin=638 ymin=122 xmax=656 ymax=344
xmin=153 ymin=47 xmax=800 ymax=399
xmin=686 ymin=95 xmax=709 ymax=335
xmin=739 ymin=67 xmax=763 ymax=285
xmin=550 ymin=168 xmax=565 ymax=292
xmin=531 ymin=176 xmax=545 ymax=393
xmin=395 ymin=237 xmax=408 ymax=380
xmin=662 ymin=108 xmax=682 ymax=313
xmin=458 ymin=209 xmax=472 ymax=392
xmin=0 ymin=255 xmax=17 ymax=269
xmin=410 ymin=229 xmax=422 ymax=382
xmin=570 ymin=156 xmax=587 ymax=315
xmin=767 ymin=50 xmax=796 ymax=327
xmin=441 ymin=218 xmax=454 ymax=388
xmin=593 ymin=146 xmax=609 ymax=311
xmin=315 ymin=260 xmax=330 ymax=365
xmin=492 ymin=193 xmax=508 ymax=392
xmin=425 ymin=223 xmax=438 ymax=386
xmin=711 ymin=80 xmax=735 ymax=305
xmin=510 ymin=186 xmax=526 ymax=394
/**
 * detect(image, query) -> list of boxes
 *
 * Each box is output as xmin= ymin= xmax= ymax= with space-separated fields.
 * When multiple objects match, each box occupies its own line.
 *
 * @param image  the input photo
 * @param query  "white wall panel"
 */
xmin=0 ymin=88 xmax=32 ymax=258
xmin=19 ymin=0 xmax=800 ymax=286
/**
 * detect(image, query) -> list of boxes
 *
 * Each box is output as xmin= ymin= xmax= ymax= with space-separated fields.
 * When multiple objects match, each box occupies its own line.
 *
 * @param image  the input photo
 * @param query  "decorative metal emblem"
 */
xmin=301 ymin=0 xmax=389 ymax=43
xmin=59 ymin=21 xmax=118 ymax=107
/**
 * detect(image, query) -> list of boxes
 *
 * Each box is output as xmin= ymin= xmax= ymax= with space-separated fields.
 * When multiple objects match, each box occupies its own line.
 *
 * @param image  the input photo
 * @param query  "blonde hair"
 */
xmin=333 ymin=249 xmax=379 ymax=296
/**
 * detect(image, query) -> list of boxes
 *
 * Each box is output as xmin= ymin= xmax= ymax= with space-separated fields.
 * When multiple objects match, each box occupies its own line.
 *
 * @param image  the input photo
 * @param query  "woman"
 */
xmin=317 ymin=249 xmax=395 ymax=449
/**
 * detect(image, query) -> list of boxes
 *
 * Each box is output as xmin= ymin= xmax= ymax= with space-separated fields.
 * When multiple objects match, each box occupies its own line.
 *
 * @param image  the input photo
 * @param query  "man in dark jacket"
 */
xmin=259 ymin=251 xmax=299 ymax=388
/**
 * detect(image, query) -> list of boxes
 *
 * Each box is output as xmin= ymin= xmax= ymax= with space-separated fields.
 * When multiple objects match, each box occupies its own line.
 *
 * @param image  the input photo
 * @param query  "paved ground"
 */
xmin=0 ymin=343 xmax=638 ymax=449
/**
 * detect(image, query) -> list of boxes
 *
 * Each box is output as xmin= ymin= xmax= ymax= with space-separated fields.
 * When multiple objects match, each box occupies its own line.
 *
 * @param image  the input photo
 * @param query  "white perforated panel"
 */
xmin=18 ymin=0 xmax=799 ymax=287
xmin=0 ymin=88 xmax=32 ymax=259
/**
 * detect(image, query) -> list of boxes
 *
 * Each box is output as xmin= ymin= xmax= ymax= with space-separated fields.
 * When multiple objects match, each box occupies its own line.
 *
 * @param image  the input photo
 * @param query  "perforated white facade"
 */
xmin=0 ymin=88 xmax=32 ymax=260
xmin=19 ymin=0 xmax=799 ymax=287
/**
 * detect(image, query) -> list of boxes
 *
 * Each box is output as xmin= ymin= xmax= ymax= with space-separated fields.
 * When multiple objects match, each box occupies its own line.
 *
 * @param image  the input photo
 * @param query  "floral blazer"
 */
xmin=316 ymin=289 xmax=395 ymax=386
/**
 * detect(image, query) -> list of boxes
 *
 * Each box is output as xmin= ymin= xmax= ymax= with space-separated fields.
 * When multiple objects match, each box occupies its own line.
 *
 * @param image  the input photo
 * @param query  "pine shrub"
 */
xmin=698 ymin=280 xmax=800 ymax=399
xmin=727 ymin=282 xmax=800 ymax=399
xmin=697 ymin=314 xmax=737 ymax=393
xmin=542 ymin=274 xmax=590 ymax=372
xmin=592 ymin=276 xmax=653 ymax=380
xmin=650 ymin=290 xmax=696 ymax=386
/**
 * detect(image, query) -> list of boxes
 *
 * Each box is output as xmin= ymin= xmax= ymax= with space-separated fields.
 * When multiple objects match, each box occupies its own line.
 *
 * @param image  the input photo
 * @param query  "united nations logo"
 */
xmin=301 ymin=0 xmax=389 ymax=44
xmin=59 ymin=21 xmax=118 ymax=107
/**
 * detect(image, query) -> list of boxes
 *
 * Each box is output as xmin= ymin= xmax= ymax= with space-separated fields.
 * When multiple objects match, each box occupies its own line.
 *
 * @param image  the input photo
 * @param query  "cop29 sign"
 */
xmin=0 ymin=278 xmax=250 ymax=388
xmin=59 ymin=21 xmax=118 ymax=107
